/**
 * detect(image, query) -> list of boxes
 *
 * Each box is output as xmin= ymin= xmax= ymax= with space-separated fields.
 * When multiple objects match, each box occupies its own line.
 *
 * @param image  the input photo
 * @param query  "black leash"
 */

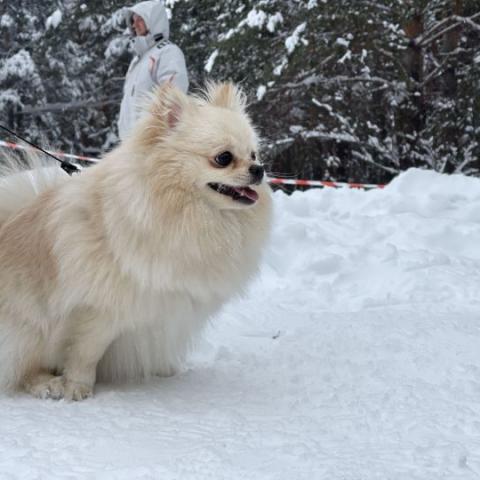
xmin=0 ymin=124 xmax=80 ymax=176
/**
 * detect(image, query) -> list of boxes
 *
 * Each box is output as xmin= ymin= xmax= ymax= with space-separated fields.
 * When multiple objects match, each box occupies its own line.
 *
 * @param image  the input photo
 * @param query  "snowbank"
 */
xmin=0 ymin=168 xmax=479 ymax=479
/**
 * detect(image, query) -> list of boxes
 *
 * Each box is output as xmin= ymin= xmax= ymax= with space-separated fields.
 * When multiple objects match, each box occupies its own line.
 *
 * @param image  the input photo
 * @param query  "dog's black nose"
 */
xmin=249 ymin=164 xmax=264 ymax=184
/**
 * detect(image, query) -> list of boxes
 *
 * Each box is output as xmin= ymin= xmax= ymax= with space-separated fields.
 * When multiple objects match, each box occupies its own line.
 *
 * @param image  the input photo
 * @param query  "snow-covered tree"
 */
xmin=0 ymin=0 xmax=478 ymax=183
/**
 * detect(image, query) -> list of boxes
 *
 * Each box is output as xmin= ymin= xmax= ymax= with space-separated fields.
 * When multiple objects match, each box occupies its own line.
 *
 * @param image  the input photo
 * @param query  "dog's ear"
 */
xmin=150 ymin=82 xmax=190 ymax=130
xmin=205 ymin=82 xmax=247 ymax=113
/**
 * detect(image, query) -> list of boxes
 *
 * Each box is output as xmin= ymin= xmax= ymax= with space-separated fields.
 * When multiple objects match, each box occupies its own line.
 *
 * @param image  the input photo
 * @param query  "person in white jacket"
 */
xmin=118 ymin=1 xmax=189 ymax=140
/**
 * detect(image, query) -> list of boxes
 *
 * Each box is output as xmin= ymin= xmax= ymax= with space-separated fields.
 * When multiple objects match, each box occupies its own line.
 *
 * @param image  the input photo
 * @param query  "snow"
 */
xmin=273 ymin=57 xmax=288 ymax=76
xmin=336 ymin=37 xmax=351 ymax=48
xmin=204 ymin=49 xmax=219 ymax=73
xmin=46 ymin=9 xmax=63 ymax=30
xmin=105 ymin=37 xmax=129 ymax=59
xmin=165 ymin=0 xmax=183 ymax=8
xmin=267 ymin=12 xmax=283 ymax=33
xmin=0 ymin=14 xmax=14 ymax=28
xmin=285 ymin=22 xmax=307 ymax=54
xmin=0 ymin=50 xmax=36 ymax=82
xmin=246 ymin=9 xmax=267 ymax=29
xmin=339 ymin=49 xmax=352 ymax=63
xmin=220 ymin=10 xmax=286 ymax=42
xmin=256 ymin=85 xmax=267 ymax=101
xmin=78 ymin=16 xmax=97 ymax=33
xmin=0 ymin=89 xmax=23 ymax=110
xmin=1 ymin=168 xmax=480 ymax=478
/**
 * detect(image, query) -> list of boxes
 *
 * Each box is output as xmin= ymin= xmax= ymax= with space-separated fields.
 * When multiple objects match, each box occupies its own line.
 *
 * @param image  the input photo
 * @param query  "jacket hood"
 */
xmin=125 ymin=1 xmax=170 ymax=41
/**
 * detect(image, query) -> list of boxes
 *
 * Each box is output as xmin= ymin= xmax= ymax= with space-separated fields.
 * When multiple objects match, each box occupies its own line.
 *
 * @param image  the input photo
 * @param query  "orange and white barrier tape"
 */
xmin=0 ymin=139 xmax=385 ymax=190
xmin=268 ymin=178 xmax=385 ymax=189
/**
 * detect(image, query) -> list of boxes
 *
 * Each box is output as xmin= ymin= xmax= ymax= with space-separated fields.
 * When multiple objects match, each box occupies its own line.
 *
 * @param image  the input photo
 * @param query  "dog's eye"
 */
xmin=214 ymin=151 xmax=233 ymax=167
xmin=251 ymin=152 xmax=257 ymax=161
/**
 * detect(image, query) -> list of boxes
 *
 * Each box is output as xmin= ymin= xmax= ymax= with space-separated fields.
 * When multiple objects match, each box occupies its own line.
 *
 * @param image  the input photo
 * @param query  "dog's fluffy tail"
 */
xmin=0 ymin=150 xmax=67 ymax=391
xmin=0 ymin=149 xmax=69 ymax=228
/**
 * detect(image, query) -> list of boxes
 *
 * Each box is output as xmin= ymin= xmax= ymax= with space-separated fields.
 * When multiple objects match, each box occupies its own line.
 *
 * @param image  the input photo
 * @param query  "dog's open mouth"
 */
xmin=208 ymin=183 xmax=259 ymax=205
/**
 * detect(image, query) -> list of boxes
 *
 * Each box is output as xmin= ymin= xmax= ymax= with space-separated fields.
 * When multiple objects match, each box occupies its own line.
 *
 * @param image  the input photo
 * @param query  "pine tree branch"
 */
xmin=417 ymin=12 xmax=480 ymax=48
xmin=421 ymin=47 xmax=463 ymax=86
xmin=455 ymin=15 xmax=480 ymax=32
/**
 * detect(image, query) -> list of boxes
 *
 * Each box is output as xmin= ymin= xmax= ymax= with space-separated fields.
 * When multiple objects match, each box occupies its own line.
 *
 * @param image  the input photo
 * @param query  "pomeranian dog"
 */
xmin=0 ymin=82 xmax=272 ymax=400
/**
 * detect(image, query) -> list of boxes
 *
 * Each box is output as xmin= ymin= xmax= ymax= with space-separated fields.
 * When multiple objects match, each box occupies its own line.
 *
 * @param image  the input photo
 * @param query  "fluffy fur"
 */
xmin=0 ymin=82 xmax=272 ymax=400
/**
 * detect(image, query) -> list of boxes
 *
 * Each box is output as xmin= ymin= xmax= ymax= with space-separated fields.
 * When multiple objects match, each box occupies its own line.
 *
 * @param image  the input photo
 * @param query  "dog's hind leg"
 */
xmin=0 ymin=317 xmax=45 ymax=393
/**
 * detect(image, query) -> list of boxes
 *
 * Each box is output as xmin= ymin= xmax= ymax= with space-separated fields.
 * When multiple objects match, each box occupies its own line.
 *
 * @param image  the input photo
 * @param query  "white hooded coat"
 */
xmin=118 ymin=1 xmax=189 ymax=139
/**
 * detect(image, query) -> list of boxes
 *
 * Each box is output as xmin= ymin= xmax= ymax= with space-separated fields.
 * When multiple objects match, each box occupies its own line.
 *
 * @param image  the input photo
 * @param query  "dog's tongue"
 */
xmin=234 ymin=187 xmax=259 ymax=202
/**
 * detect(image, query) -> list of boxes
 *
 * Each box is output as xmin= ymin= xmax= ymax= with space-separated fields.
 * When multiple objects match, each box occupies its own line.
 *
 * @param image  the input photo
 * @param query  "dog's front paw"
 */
xmin=63 ymin=381 xmax=93 ymax=401
xmin=27 ymin=375 xmax=93 ymax=401
xmin=27 ymin=375 xmax=65 ymax=400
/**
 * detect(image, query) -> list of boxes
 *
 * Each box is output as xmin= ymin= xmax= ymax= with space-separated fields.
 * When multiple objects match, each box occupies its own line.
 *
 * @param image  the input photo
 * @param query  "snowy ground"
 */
xmin=1 ymin=168 xmax=480 ymax=479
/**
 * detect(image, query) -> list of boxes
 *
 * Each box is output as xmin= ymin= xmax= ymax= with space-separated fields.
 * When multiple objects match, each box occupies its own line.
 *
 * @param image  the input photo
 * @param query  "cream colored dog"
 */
xmin=0 ymin=82 xmax=272 ymax=400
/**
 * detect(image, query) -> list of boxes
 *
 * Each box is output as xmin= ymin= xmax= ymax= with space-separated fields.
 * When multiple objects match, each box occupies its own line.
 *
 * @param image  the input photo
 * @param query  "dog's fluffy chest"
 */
xmin=123 ymin=211 xmax=261 ymax=303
